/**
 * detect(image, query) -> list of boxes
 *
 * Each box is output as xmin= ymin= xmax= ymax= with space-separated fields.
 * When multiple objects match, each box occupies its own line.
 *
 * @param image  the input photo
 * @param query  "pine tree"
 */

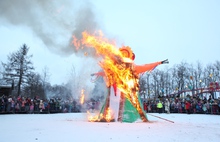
xmin=2 ymin=44 xmax=34 ymax=96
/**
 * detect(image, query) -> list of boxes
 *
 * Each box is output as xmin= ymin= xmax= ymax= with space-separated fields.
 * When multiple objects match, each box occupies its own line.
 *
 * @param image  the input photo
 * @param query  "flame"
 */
xmin=80 ymin=89 xmax=85 ymax=105
xmin=73 ymin=31 xmax=138 ymax=93
xmin=87 ymin=107 xmax=113 ymax=122
xmin=105 ymin=107 xmax=113 ymax=122
xmin=73 ymin=31 xmax=147 ymax=122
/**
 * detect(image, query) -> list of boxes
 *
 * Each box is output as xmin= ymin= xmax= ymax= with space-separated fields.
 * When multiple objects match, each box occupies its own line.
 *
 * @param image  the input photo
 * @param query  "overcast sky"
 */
xmin=0 ymin=0 xmax=220 ymax=85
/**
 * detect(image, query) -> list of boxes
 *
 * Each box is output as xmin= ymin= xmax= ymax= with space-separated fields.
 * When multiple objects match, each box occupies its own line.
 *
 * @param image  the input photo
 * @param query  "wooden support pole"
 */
xmin=147 ymin=113 xmax=174 ymax=123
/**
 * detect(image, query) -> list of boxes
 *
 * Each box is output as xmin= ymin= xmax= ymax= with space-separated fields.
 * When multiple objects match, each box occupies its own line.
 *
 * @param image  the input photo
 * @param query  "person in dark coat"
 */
xmin=185 ymin=101 xmax=191 ymax=114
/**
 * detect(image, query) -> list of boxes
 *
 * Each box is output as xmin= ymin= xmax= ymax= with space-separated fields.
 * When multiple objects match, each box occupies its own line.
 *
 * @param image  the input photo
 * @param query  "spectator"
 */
xmin=212 ymin=99 xmax=218 ymax=114
xmin=34 ymin=97 xmax=39 ymax=112
xmin=197 ymin=101 xmax=203 ymax=113
xmin=147 ymin=102 xmax=152 ymax=113
xmin=206 ymin=101 xmax=210 ymax=114
xmin=218 ymin=98 xmax=220 ymax=114
xmin=21 ymin=98 xmax=25 ymax=112
xmin=11 ymin=98 xmax=15 ymax=113
xmin=170 ymin=100 xmax=175 ymax=113
xmin=29 ymin=100 xmax=34 ymax=114
xmin=1 ymin=95 xmax=6 ymax=112
xmin=15 ymin=101 xmax=20 ymax=112
xmin=177 ymin=100 xmax=182 ymax=113
xmin=164 ymin=99 xmax=170 ymax=114
xmin=39 ymin=100 xmax=44 ymax=112
xmin=191 ymin=101 xmax=196 ymax=114
xmin=157 ymin=101 xmax=163 ymax=114
xmin=185 ymin=101 xmax=191 ymax=114
xmin=7 ymin=96 xmax=12 ymax=112
xmin=25 ymin=98 xmax=30 ymax=113
xmin=174 ymin=101 xmax=179 ymax=113
xmin=202 ymin=101 xmax=208 ymax=114
xmin=143 ymin=101 xmax=147 ymax=112
xmin=181 ymin=101 xmax=185 ymax=113
xmin=44 ymin=100 xmax=49 ymax=113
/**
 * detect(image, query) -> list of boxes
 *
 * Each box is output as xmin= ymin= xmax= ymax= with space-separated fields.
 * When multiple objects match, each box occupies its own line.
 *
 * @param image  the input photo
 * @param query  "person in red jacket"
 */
xmin=185 ymin=101 xmax=191 ymax=114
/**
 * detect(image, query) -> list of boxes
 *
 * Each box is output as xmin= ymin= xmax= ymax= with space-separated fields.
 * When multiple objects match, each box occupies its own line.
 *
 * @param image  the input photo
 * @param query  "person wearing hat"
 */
xmin=157 ymin=100 xmax=163 ymax=114
xmin=164 ymin=99 xmax=170 ymax=114
xmin=39 ymin=100 xmax=44 ymax=112
xmin=185 ymin=100 xmax=191 ymax=114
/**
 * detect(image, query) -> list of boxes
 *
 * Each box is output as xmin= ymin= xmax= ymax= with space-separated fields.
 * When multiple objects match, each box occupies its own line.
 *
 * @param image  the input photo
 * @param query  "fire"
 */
xmin=87 ymin=107 xmax=113 ymax=122
xmin=80 ymin=89 xmax=85 ymax=105
xmin=73 ymin=31 xmax=124 ymax=58
xmin=73 ymin=31 xmax=147 ymax=122
xmin=105 ymin=107 xmax=113 ymax=122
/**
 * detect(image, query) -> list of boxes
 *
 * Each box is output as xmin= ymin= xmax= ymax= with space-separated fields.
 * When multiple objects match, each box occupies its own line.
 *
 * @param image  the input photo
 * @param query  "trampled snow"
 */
xmin=1 ymin=113 xmax=220 ymax=142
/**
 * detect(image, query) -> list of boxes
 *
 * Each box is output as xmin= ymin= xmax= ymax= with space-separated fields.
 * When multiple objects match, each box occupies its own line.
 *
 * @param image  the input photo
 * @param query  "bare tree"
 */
xmin=213 ymin=61 xmax=220 ymax=82
xmin=139 ymin=73 xmax=147 ymax=99
xmin=177 ymin=62 xmax=189 ymax=91
xmin=163 ymin=67 xmax=172 ymax=95
xmin=22 ymin=72 xmax=45 ymax=99
xmin=151 ymin=69 xmax=161 ymax=98
xmin=41 ymin=66 xmax=51 ymax=86
xmin=139 ymin=60 xmax=220 ymax=99
xmin=193 ymin=61 xmax=204 ymax=89
xmin=204 ymin=64 xmax=215 ymax=87
xmin=145 ymin=73 xmax=151 ymax=99
xmin=0 ymin=64 xmax=3 ymax=81
xmin=41 ymin=66 xmax=51 ymax=97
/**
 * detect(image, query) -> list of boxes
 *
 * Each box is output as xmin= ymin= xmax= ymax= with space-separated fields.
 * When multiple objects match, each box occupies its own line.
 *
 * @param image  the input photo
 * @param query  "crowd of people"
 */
xmin=0 ymin=95 xmax=100 ymax=114
xmin=143 ymin=95 xmax=220 ymax=115
xmin=1 ymin=94 xmax=220 ymax=115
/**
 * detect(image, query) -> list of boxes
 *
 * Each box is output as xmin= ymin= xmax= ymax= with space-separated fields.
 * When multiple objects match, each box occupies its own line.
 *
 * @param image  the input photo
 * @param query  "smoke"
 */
xmin=0 ymin=0 xmax=100 ymax=57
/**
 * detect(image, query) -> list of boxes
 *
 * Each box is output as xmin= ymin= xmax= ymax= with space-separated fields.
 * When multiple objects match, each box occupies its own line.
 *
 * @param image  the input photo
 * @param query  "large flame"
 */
xmin=87 ymin=107 xmax=113 ymax=122
xmin=80 ymin=89 xmax=85 ymax=105
xmin=73 ymin=31 xmax=145 ymax=122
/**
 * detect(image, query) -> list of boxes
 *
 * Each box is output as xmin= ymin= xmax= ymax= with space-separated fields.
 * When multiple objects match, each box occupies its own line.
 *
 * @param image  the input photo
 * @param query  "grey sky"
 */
xmin=0 ymin=0 xmax=219 ymax=85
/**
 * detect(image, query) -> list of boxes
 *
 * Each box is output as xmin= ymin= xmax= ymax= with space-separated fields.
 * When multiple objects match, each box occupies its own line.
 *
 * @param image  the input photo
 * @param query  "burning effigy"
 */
xmin=73 ymin=31 xmax=168 ymax=122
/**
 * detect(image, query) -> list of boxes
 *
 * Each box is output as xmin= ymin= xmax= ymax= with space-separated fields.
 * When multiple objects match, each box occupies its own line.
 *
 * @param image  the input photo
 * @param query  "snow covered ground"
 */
xmin=1 ymin=113 xmax=220 ymax=142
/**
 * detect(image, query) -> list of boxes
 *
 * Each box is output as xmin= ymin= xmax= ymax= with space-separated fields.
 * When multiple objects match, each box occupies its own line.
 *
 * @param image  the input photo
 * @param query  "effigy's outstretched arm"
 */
xmin=91 ymin=72 xmax=105 ymax=77
xmin=134 ymin=59 xmax=169 ymax=74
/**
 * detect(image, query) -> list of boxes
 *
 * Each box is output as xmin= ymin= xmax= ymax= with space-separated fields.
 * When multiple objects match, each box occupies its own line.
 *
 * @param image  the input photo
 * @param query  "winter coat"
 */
xmin=39 ymin=101 xmax=44 ymax=109
xmin=185 ymin=102 xmax=191 ymax=110
xmin=157 ymin=102 xmax=163 ymax=109
xmin=165 ymin=101 xmax=170 ymax=111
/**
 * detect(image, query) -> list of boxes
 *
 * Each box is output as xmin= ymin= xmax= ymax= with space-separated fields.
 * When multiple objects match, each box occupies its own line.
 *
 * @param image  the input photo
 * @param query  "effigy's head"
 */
xmin=119 ymin=46 xmax=135 ymax=61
